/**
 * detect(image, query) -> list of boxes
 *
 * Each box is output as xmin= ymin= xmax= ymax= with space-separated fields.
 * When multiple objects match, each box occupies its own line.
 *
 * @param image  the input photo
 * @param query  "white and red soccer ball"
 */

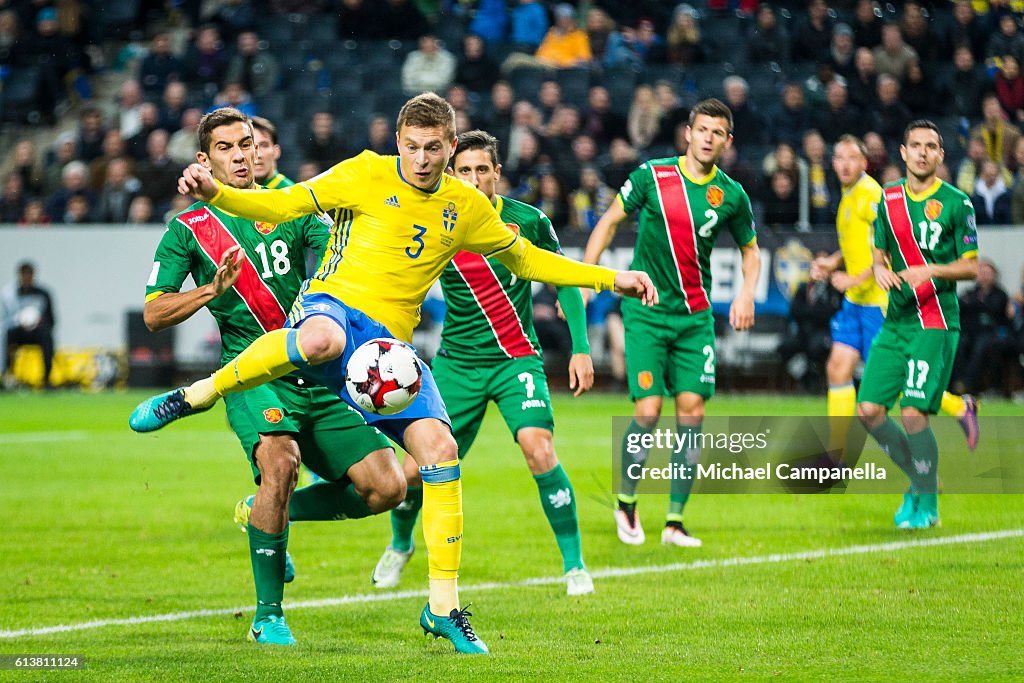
xmin=345 ymin=338 xmax=423 ymax=415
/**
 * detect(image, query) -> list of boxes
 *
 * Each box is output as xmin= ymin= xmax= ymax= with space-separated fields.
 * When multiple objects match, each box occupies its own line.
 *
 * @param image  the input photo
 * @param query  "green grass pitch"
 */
xmin=1 ymin=391 xmax=1022 ymax=681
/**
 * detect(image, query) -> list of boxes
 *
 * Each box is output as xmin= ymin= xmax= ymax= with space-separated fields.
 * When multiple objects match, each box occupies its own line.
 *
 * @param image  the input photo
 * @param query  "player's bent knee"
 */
xmin=404 ymin=420 xmax=459 ymax=465
xmin=297 ymin=317 xmax=346 ymax=363
xmin=518 ymin=428 xmax=557 ymax=474
xmin=256 ymin=436 xmax=301 ymax=490
xmin=856 ymin=402 xmax=886 ymax=427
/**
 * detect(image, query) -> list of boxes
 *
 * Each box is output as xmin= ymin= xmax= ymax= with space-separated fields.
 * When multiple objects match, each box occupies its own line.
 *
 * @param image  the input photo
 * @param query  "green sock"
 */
xmin=534 ymin=464 xmax=584 ymax=573
xmin=906 ymin=427 xmax=939 ymax=495
xmin=620 ymin=419 xmax=653 ymax=501
xmin=248 ymin=524 xmax=288 ymax=621
xmin=389 ymin=485 xmax=422 ymax=552
xmin=869 ymin=418 xmax=915 ymax=483
xmin=288 ymin=480 xmax=373 ymax=521
xmin=668 ymin=424 xmax=701 ymax=523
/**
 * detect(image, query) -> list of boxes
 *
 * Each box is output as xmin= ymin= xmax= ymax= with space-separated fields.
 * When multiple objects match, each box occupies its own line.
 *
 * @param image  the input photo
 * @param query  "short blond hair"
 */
xmin=396 ymin=93 xmax=456 ymax=140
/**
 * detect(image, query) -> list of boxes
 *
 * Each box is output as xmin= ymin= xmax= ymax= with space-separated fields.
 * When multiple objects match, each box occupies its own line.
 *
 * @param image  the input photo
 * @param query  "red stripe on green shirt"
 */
xmin=451 ymin=251 xmax=537 ymax=358
xmin=650 ymin=165 xmax=710 ymax=313
xmin=882 ymin=185 xmax=948 ymax=330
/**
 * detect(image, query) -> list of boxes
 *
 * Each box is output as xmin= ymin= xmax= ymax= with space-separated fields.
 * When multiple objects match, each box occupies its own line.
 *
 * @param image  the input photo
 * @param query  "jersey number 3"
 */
xmin=406 ymin=224 xmax=428 ymax=259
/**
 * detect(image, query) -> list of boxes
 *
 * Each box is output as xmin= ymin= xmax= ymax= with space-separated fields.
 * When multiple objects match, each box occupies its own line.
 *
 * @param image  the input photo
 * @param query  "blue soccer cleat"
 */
xmin=420 ymin=603 xmax=489 ymax=655
xmin=248 ymin=615 xmax=297 ymax=645
xmin=234 ymin=495 xmax=295 ymax=583
xmin=958 ymin=394 xmax=979 ymax=451
xmin=899 ymin=493 xmax=939 ymax=529
xmin=893 ymin=489 xmax=918 ymax=527
xmin=129 ymin=388 xmax=211 ymax=432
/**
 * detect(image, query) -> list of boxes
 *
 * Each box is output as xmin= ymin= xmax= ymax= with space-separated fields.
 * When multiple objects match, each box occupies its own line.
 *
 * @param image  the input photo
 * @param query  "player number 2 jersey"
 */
xmin=875 ymin=179 xmax=978 ymax=331
xmin=439 ymin=196 xmax=562 ymax=362
xmin=618 ymin=157 xmax=756 ymax=316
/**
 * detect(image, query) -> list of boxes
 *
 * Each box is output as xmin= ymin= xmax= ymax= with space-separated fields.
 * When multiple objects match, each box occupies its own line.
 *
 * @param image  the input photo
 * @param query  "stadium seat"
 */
xmin=300 ymin=13 xmax=338 ymax=43
xmin=0 ymin=66 xmax=41 ymax=123
xmin=509 ymin=67 xmax=555 ymax=104
xmin=95 ymin=0 xmax=139 ymax=40
xmin=556 ymin=67 xmax=594 ymax=109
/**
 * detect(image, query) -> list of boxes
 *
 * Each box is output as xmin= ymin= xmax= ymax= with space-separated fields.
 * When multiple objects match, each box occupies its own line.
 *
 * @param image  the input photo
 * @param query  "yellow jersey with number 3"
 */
xmin=207 ymin=150 xmax=617 ymax=340
xmin=837 ymin=173 xmax=888 ymax=308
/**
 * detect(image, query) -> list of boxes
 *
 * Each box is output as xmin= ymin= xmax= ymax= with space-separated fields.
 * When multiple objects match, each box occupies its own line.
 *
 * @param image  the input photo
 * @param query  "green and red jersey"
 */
xmin=618 ymin=156 xmax=756 ymax=317
xmin=875 ymin=179 xmax=978 ymax=331
xmin=439 ymin=195 xmax=571 ymax=362
xmin=146 ymin=201 xmax=330 ymax=362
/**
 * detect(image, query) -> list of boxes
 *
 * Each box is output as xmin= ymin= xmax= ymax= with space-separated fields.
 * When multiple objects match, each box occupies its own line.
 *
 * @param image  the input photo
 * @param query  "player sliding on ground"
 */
xmin=585 ymin=98 xmax=761 ymax=548
xmin=857 ymin=120 xmax=979 ymax=529
xmin=372 ymin=130 xmax=594 ymax=597
xmin=130 ymin=93 xmax=657 ymax=655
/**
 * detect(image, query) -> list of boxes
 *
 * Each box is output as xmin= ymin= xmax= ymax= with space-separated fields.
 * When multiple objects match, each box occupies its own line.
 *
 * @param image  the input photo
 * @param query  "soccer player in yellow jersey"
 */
xmin=130 ymin=93 xmax=656 ymax=654
xmin=812 ymin=135 xmax=978 ymax=460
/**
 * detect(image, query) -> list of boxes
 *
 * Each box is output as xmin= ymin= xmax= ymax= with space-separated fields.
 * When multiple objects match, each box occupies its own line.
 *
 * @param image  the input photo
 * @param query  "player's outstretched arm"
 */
xmin=144 ymin=246 xmax=244 ymax=331
xmin=583 ymin=200 xmax=627 ymax=265
xmin=729 ymin=240 xmax=760 ymax=331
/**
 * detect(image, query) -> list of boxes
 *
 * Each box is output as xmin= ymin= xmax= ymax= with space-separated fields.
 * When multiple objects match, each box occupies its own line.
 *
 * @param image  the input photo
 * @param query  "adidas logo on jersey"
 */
xmin=385 ymin=195 xmax=401 ymax=208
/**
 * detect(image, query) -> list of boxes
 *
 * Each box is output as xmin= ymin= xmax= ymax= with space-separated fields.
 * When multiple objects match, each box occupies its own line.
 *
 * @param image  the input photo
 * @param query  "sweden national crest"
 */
xmin=263 ymin=408 xmax=284 ymax=424
xmin=706 ymin=185 xmax=724 ymax=208
xmin=924 ymin=200 xmax=942 ymax=221
xmin=255 ymin=221 xmax=277 ymax=235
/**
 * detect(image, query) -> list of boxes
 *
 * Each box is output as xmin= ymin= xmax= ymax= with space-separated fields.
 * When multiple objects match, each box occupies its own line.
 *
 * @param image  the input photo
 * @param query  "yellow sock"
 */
xmin=940 ymin=391 xmax=965 ymax=417
xmin=826 ymin=383 xmax=857 ymax=460
xmin=420 ymin=459 xmax=462 ymax=615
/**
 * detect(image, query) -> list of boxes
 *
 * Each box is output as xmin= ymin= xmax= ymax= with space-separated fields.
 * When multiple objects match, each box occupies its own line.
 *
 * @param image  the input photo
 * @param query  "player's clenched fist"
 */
xmin=178 ymin=163 xmax=219 ymax=201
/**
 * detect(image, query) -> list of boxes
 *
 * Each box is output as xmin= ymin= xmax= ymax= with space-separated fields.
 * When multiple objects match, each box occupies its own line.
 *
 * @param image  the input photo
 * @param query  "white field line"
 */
xmin=2 ymin=528 xmax=1021 ymax=640
xmin=0 ymin=431 xmax=88 ymax=444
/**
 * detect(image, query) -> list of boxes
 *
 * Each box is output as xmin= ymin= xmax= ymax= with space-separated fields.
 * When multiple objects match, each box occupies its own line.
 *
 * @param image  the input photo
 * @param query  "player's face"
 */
xmin=397 ymin=125 xmax=455 ymax=190
xmin=832 ymin=141 xmax=867 ymax=187
xmin=252 ymin=127 xmax=280 ymax=183
xmin=685 ymin=114 xmax=732 ymax=166
xmin=450 ymin=148 xmax=501 ymax=201
xmin=199 ymin=121 xmax=256 ymax=189
xmin=900 ymin=127 xmax=944 ymax=182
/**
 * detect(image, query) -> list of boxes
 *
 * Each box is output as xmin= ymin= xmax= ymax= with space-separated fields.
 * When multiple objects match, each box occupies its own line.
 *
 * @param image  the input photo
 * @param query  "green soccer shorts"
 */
xmin=431 ymin=353 xmax=554 ymax=457
xmin=622 ymin=306 xmax=716 ymax=401
xmin=857 ymin=325 xmax=959 ymax=414
xmin=225 ymin=376 xmax=392 ymax=484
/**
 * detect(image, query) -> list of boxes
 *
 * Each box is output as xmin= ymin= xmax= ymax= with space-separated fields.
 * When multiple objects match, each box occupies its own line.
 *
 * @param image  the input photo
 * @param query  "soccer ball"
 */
xmin=345 ymin=338 xmax=423 ymax=415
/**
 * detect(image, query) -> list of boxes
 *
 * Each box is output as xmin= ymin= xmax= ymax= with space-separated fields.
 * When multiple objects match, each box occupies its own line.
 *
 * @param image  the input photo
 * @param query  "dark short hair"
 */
xmin=250 ymin=116 xmax=278 ymax=145
xmin=453 ymin=129 xmax=500 ymax=167
xmin=396 ymin=93 xmax=456 ymax=140
xmin=903 ymin=119 xmax=943 ymax=147
xmin=688 ymin=98 xmax=733 ymax=134
xmin=16 ymin=261 xmax=34 ymax=275
xmin=835 ymin=133 xmax=867 ymax=157
xmin=197 ymin=107 xmax=251 ymax=154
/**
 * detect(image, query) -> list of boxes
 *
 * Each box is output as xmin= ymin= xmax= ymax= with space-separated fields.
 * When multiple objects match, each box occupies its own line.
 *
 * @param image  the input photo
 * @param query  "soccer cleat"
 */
xmin=957 ymin=394 xmax=980 ymax=451
xmin=248 ymin=615 xmax=297 ymax=645
xmin=614 ymin=506 xmax=645 ymax=545
xmin=661 ymin=524 xmax=703 ymax=547
xmin=371 ymin=544 xmax=414 ymax=588
xmin=899 ymin=493 xmax=940 ymax=529
xmin=565 ymin=567 xmax=595 ymax=596
xmin=128 ymin=388 xmax=211 ymax=433
xmin=420 ymin=603 xmax=489 ymax=654
xmin=234 ymin=495 xmax=296 ymax=584
xmin=893 ymin=489 xmax=918 ymax=527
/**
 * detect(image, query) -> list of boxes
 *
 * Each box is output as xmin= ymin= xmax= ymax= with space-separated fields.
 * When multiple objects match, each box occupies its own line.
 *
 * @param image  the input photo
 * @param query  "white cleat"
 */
xmin=565 ymin=567 xmax=595 ymax=596
xmin=614 ymin=508 xmax=645 ymax=545
xmin=371 ymin=544 xmax=414 ymax=588
xmin=660 ymin=525 xmax=702 ymax=547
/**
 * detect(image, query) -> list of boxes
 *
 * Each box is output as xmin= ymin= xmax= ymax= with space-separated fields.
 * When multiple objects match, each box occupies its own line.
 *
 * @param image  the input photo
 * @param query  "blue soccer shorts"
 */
xmin=830 ymin=299 xmax=885 ymax=359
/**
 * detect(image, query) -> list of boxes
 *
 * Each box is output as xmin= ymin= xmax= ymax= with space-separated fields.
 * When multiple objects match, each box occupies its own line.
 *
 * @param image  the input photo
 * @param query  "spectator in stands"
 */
xmin=973 ymin=159 xmax=1012 ymax=225
xmin=791 ymin=0 xmax=833 ymax=64
xmin=139 ymin=31 xmax=184 ymax=98
xmin=456 ymin=34 xmax=500 ymax=95
xmin=535 ymin=4 xmax=591 ymax=69
xmin=10 ymin=141 xmax=42 ymax=199
xmin=0 ymin=174 xmax=25 ymax=223
xmin=816 ymin=81 xmax=861 ymax=144
xmin=570 ymin=165 xmax=614 ymax=232
xmin=777 ymin=262 xmax=843 ymax=391
xmin=126 ymin=103 xmax=162 ymax=161
xmin=601 ymin=137 xmax=637 ymax=191
xmin=537 ymin=79 xmax=562 ymax=124
xmin=950 ymin=46 xmax=986 ymax=120
xmin=851 ymin=0 xmax=882 ymax=49
xmin=972 ymin=93 xmax=1022 ymax=167
xmin=94 ymin=158 xmax=140 ymax=224
xmin=337 ymin=0 xmax=377 ymax=41
xmin=665 ymin=3 xmax=705 ymax=65
xmin=135 ymin=130 xmax=180 ymax=214
xmin=127 ymin=195 xmax=155 ymax=225
xmin=401 ymin=33 xmax=456 ymax=96
xmin=802 ymin=130 xmax=833 ymax=226
xmin=88 ymin=130 xmax=132 ymax=192
xmin=763 ymin=142 xmax=803 ymax=185
xmin=302 ymin=111 xmax=349 ymax=168
xmin=0 ymin=9 xmax=20 ymax=67
xmin=651 ymin=80 xmax=688 ymax=148
xmin=42 ymin=133 xmax=78 ymax=198
xmin=585 ymin=7 xmax=632 ymax=68
xmin=626 ymin=84 xmax=662 ymax=150
xmin=900 ymin=1 xmax=939 ymax=63
xmin=537 ymin=173 xmax=569 ymax=229
xmin=873 ymin=23 xmax=917 ymax=82
xmin=994 ymin=55 xmax=1024 ymax=124
xmin=168 ymin=108 xmax=202 ymax=165
xmin=987 ymin=12 xmax=1024 ymax=66
xmin=879 ymin=164 xmax=902 ymax=185
xmin=953 ymin=259 xmax=1011 ymax=395
xmin=483 ymin=81 xmax=514 ymax=146
xmin=209 ymin=81 xmax=257 ymax=117
xmin=377 ymin=0 xmax=428 ymax=41
xmin=75 ymin=107 xmax=106 ymax=163
xmin=506 ymin=100 xmax=542 ymax=170
xmin=723 ymin=75 xmax=767 ymax=148
xmin=510 ymin=0 xmax=549 ymax=51
xmin=803 ymin=61 xmax=845 ymax=114
xmin=864 ymin=131 xmax=889 ymax=179
xmin=225 ymin=30 xmax=279 ymax=98
xmin=446 ymin=84 xmax=475 ymax=125
xmin=620 ymin=18 xmax=666 ymax=65
xmin=947 ymin=0 xmax=985 ymax=60
xmin=184 ymin=25 xmax=227 ymax=98
xmin=829 ymin=23 xmax=856 ymax=80
xmin=17 ymin=200 xmax=49 ymax=226
xmin=773 ymin=82 xmax=812 ymax=148
xmin=118 ymin=79 xmax=145 ymax=140
xmin=847 ymin=47 xmax=877 ymax=112
xmin=163 ymin=194 xmax=192 ymax=223
xmin=761 ymin=169 xmax=801 ymax=229
xmin=22 ymin=7 xmax=71 ymax=120
xmin=468 ymin=0 xmax=508 ymax=44
xmin=582 ymin=86 xmax=627 ymax=146
xmin=718 ymin=144 xmax=761 ymax=198
xmin=504 ymin=131 xmax=542 ymax=200
xmin=956 ymin=136 xmax=1003 ymax=194
xmin=747 ymin=3 xmax=789 ymax=64
xmin=870 ymin=75 xmax=911 ymax=146
xmin=2 ymin=262 xmax=56 ymax=389
xmin=62 ymin=194 xmax=93 ymax=224
xmin=210 ymin=0 xmax=256 ymax=42
xmin=902 ymin=61 xmax=936 ymax=117
xmin=571 ymin=134 xmax=599 ymax=169
xmin=542 ymin=104 xmax=581 ymax=179
xmin=1010 ymin=137 xmax=1024 ymax=222
xmin=159 ymin=81 xmax=188 ymax=134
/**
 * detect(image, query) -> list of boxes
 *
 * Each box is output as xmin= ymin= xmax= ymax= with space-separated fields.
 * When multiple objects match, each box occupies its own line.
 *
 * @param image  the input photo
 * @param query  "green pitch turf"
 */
xmin=1 ymin=390 xmax=1022 ymax=681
